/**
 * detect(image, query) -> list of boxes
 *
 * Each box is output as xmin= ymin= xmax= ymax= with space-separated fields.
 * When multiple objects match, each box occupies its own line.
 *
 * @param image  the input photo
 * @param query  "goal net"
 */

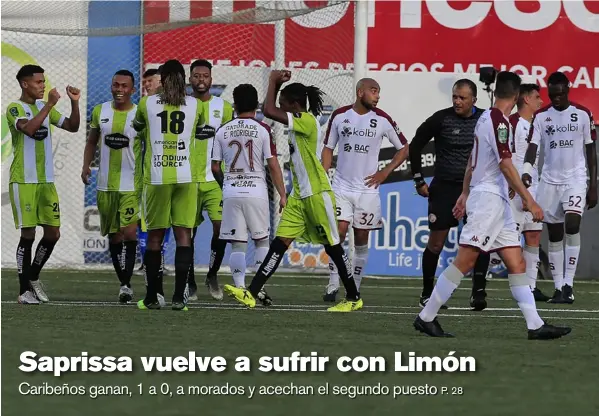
xmin=1 ymin=0 xmax=355 ymax=271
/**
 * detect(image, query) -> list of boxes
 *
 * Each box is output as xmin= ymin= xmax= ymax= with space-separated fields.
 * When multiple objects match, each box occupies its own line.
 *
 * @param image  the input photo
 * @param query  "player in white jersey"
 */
xmin=415 ymin=71 xmax=571 ymax=340
xmin=81 ymin=70 xmax=140 ymax=304
xmin=133 ymin=60 xmax=203 ymax=311
xmin=7 ymin=64 xmax=81 ymax=304
xmin=522 ymin=71 xmax=597 ymax=304
xmin=211 ymin=84 xmax=287 ymax=292
xmin=508 ymin=83 xmax=550 ymax=302
xmin=321 ymin=78 xmax=408 ymax=301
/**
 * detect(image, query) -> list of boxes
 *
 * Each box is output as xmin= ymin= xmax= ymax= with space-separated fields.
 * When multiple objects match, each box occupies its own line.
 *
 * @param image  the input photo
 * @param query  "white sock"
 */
xmin=509 ymin=273 xmax=544 ymax=330
xmin=328 ymin=261 xmax=340 ymax=289
xmin=254 ymin=247 xmax=269 ymax=271
xmin=564 ymin=233 xmax=580 ymax=287
xmin=229 ymin=252 xmax=246 ymax=288
xmin=419 ymin=264 xmax=462 ymax=322
xmin=523 ymin=245 xmax=540 ymax=289
xmin=548 ymin=240 xmax=564 ymax=290
xmin=353 ymin=245 xmax=368 ymax=291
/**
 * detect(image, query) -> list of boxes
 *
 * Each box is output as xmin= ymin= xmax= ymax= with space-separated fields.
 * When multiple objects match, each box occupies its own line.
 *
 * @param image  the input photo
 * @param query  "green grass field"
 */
xmin=2 ymin=269 xmax=599 ymax=415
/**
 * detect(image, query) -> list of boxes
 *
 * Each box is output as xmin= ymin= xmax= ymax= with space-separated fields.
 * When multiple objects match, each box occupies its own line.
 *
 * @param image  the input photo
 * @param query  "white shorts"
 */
xmin=510 ymin=183 xmax=543 ymax=233
xmin=219 ymin=197 xmax=270 ymax=242
xmin=536 ymin=180 xmax=586 ymax=224
xmin=459 ymin=191 xmax=520 ymax=253
xmin=334 ymin=188 xmax=382 ymax=230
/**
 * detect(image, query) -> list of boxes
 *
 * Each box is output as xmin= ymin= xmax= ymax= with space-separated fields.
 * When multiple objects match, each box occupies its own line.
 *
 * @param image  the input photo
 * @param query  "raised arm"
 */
xmin=262 ymin=70 xmax=291 ymax=125
xmin=59 ymin=86 xmax=81 ymax=132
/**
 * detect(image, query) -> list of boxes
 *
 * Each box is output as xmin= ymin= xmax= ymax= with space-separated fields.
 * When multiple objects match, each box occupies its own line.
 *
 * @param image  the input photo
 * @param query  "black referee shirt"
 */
xmin=409 ymin=106 xmax=484 ymax=183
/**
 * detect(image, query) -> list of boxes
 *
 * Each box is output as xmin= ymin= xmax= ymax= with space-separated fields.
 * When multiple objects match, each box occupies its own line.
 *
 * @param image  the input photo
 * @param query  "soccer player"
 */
xmin=7 ymin=64 xmax=81 ymax=304
xmin=224 ymin=70 xmax=362 ymax=312
xmin=508 ymin=83 xmax=550 ymax=302
xmin=212 ymin=84 xmax=287 ymax=290
xmin=414 ymin=71 xmax=571 ymax=340
xmin=409 ymin=79 xmax=491 ymax=311
xmin=522 ymin=71 xmax=597 ymax=304
xmin=321 ymin=78 xmax=408 ymax=301
xmin=188 ymin=59 xmax=234 ymax=301
xmin=133 ymin=59 xmax=202 ymax=311
xmin=142 ymin=68 xmax=161 ymax=96
xmin=81 ymin=70 xmax=139 ymax=303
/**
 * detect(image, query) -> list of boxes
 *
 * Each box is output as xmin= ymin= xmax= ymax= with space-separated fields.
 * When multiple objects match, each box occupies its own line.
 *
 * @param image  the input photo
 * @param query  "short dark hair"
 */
xmin=114 ymin=69 xmax=135 ymax=85
xmin=16 ymin=64 xmax=44 ymax=82
xmin=233 ymin=84 xmax=259 ymax=113
xmin=143 ymin=68 xmax=159 ymax=78
xmin=547 ymin=71 xmax=569 ymax=87
xmin=494 ymin=71 xmax=521 ymax=100
xmin=517 ymin=83 xmax=540 ymax=107
xmin=453 ymin=79 xmax=477 ymax=97
xmin=190 ymin=59 xmax=212 ymax=73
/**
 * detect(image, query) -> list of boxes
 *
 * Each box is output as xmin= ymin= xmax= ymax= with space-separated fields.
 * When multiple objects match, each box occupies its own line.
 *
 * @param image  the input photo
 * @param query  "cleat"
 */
xmin=528 ymin=323 xmax=571 ymax=340
xmin=322 ymin=284 xmax=339 ymax=302
xmin=257 ymin=288 xmax=273 ymax=306
xmin=172 ymin=302 xmax=188 ymax=311
xmin=18 ymin=291 xmax=40 ymax=304
xmin=561 ymin=284 xmax=574 ymax=304
xmin=532 ymin=287 xmax=550 ymax=302
xmin=118 ymin=286 xmax=133 ymax=304
xmin=547 ymin=289 xmax=568 ymax=304
xmin=470 ymin=289 xmax=487 ymax=311
xmin=205 ymin=274 xmax=223 ymax=301
xmin=419 ymin=296 xmax=448 ymax=310
xmin=187 ymin=282 xmax=198 ymax=301
xmin=30 ymin=280 xmax=49 ymax=302
xmin=224 ymin=284 xmax=256 ymax=308
xmin=413 ymin=316 xmax=454 ymax=337
xmin=157 ymin=293 xmax=167 ymax=308
xmin=134 ymin=264 xmax=145 ymax=276
xmin=137 ymin=299 xmax=161 ymax=310
xmin=327 ymin=298 xmax=363 ymax=312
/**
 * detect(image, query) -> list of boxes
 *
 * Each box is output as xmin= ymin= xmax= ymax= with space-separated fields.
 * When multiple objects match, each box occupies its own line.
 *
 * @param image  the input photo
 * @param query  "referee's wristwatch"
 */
xmin=413 ymin=173 xmax=426 ymax=189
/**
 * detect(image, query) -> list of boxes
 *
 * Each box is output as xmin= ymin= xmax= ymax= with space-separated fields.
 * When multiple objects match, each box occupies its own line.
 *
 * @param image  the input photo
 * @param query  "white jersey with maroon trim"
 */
xmin=212 ymin=117 xmax=276 ymax=200
xmin=324 ymin=106 xmax=407 ymax=194
xmin=528 ymin=103 xmax=596 ymax=185
xmin=470 ymin=108 xmax=513 ymax=202
xmin=509 ymin=113 xmax=539 ymax=186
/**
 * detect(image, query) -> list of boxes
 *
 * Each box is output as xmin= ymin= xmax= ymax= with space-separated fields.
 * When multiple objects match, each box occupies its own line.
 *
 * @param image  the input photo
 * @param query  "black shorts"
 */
xmin=427 ymin=179 xmax=463 ymax=231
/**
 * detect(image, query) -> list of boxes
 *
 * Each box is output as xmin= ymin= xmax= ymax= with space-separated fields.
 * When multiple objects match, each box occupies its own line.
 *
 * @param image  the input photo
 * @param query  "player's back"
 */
xmin=470 ymin=108 xmax=513 ymax=201
xmin=137 ymin=95 xmax=201 ymax=184
xmin=325 ymin=105 xmax=406 ymax=194
xmin=215 ymin=117 xmax=275 ymax=201
xmin=529 ymin=103 xmax=594 ymax=185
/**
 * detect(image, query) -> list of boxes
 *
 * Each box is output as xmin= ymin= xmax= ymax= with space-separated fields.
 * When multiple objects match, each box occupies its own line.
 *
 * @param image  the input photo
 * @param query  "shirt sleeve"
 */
xmin=490 ymin=109 xmax=512 ymax=161
xmin=49 ymin=107 xmax=65 ymax=128
xmin=384 ymin=117 xmax=407 ymax=150
xmin=223 ymin=101 xmax=234 ymax=124
xmin=287 ymin=112 xmax=314 ymax=138
xmin=90 ymin=105 xmax=101 ymax=129
xmin=6 ymin=102 xmax=27 ymax=130
xmin=409 ymin=111 xmax=442 ymax=175
xmin=323 ymin=114 xmax=339 ymax=150
xmin=263 ymin=125 xmax=276 ymax=159
xmin=132 ymin=97 xmax=147 ymax=132
xmin=583 ymin=110 xmax=596 ymax=144
xmin=211 ymin=130 xmax=223 ymax=161
xmin=527 ymin=113 xmax=542 ymax=146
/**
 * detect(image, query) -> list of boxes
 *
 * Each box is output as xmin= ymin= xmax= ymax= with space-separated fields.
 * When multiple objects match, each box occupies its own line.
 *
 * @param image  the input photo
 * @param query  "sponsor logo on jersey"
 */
xmin=546 ymin=124 xmax=579 ymax=135
xmin=497 ymin=122 xmax=508 ymax=143
xmin=549 ymin=139 xmax=574 ymax=149
xmin=354 ymin=144 xmax=370 ymax=153
xmin=343 ymin=119 xmax=350 ymax=124
xmin=101 ymin=118 xmax=109 ymax=124
xmin=343 ymin=143 xmax=352 ymax=152
xmin=341 ymin=126 xmax=377 ymax=138
xmin=213 ymin=110 xmax=221 ymax=119
xmin=428 ymin=213 xmax=437 ymax=223
xmin=452 ymin=128 xmax=460 ymax=135
xmin=104 ymin=133 xmax=130 ymax=150
xmin=32 ymin=126 xmax=49 ymax=141
xmin=550 ymin=141 xmax=557 ymax=149
xmin=545 ymin=117 xmax=552 ymax=122
xmin=9 ymin=107 xmax=19 ymax=117
xmin=196 ymin=125 xmax=216 ymax=140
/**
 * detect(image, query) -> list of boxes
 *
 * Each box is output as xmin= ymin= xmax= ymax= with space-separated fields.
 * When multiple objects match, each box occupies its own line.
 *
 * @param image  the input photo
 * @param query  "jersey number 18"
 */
xmin=157 ymin=111 xmax=185 ymax=134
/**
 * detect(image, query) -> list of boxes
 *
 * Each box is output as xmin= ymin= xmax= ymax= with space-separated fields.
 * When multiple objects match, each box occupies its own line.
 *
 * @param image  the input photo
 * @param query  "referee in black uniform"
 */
xmin=409 ymin=79 xmax=490 ymax=311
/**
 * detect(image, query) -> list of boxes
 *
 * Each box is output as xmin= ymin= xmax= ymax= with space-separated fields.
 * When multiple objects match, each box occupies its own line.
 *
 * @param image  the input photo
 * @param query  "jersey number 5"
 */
xmin=157 ymin=111 xmax=185 ymax=135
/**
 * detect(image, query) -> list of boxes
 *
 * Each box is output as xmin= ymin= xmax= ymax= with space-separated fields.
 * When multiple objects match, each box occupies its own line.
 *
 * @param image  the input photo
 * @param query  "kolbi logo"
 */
xmin=545 ymin=125 xmax=556 ymax=136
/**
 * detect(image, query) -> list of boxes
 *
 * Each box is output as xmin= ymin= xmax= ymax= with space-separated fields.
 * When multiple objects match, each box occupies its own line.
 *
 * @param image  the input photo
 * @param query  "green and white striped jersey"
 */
xmin=5 ymin=100 xmax=65 ymax=184
xmin=193 ymin=96 xmax=234 ymax=182
xmin=287 ymin=112 xmax=332 ymax=199
xmin=133 ymin=95 xmax=203 ymax=185
xmin=90 ymin=101 xmax=138 ymax=192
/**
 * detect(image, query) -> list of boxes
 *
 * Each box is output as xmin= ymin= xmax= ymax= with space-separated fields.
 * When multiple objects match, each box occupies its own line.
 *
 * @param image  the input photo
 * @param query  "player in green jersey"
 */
xmin=7 ymin=64 xmax=81 ymax=304
xmin=133 ymin=59 xmax=203 ymax=311
xmin=224 ymin=70 xmax=362 ymax=312
xmin=81 ymin=70 xmax=140 ymax=304
xmin=188 ymin=59 xmax=234 ymax=301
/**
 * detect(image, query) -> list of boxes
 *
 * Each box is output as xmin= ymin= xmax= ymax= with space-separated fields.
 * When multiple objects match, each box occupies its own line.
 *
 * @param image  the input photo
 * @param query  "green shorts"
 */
xmin=195 ymin=181 xmax=223 ymax=226
xmin=97 ymin=191 xmax=139 ymax=236
xmin=276 ymin=191 xmax=340 ymax=246
xmin=9 ymin=182 xmax=60 ymax=229
xmin=142 ymin=182 xmax=198 ymax=230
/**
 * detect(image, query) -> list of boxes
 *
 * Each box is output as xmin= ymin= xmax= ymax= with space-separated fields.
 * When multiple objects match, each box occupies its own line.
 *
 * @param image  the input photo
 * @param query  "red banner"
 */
xmin=143 ymin=0 xmax=599 ymax=116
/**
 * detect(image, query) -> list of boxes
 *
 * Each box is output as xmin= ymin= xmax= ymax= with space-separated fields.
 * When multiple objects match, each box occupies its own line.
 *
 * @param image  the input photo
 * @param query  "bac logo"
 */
xmin=354 ymin=144 xmax=370 ymax=153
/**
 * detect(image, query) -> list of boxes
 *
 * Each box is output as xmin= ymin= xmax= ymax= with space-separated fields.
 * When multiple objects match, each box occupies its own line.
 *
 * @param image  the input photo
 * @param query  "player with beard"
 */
xmin=188 ymin=59 xmax=234 ymax=301
xmin=321 ymin=78 xmax=408 ymax=301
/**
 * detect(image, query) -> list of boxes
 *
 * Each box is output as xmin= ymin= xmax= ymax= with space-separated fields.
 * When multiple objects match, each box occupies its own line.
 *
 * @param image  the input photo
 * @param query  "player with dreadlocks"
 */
xmin=133 ymin=59 xmax=203 ymax=311
xmin=224 ymin=70 xmax=362 ymax=312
